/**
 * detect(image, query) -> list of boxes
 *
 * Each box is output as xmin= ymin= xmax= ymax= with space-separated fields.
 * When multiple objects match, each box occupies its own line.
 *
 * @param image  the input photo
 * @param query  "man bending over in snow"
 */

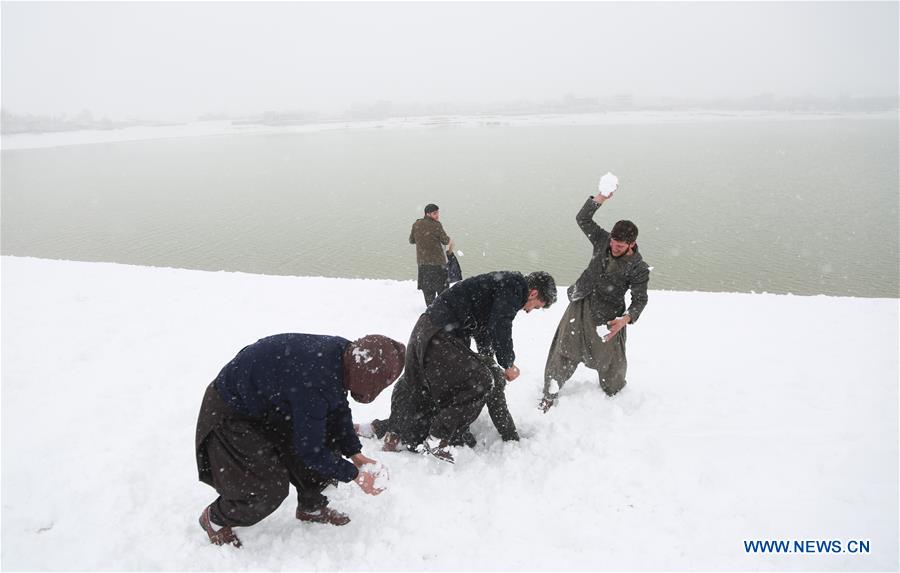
xmin=195 ymin=333 xmax=405 ymax=547
xmin=539 ymin=189 xmax=650 ymax=412
xmin=371 ymin=271 xmax=557 ymax=462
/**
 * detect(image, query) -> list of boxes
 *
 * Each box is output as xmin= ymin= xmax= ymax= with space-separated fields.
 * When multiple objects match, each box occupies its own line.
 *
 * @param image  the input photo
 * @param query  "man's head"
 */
xmin=424 ymin=203 xmax=439 ymax=221
xmin=524 ymin=271 xmax=557 ymax=312
xmin=610 ymin=220 xmax=638 ymax=258
xmin=342 ymin=335 xmax=406 ymax=403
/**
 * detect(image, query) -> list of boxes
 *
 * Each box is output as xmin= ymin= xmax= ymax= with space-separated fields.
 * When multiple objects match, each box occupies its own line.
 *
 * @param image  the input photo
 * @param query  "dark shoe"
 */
xmin=371 ymin=418 xmax=388 ymax=439
xmin=423 ymin=435 xmax=455 ymax=463
xmin=296 ymin=506 xmax=351 ymax=526
xmin=538 ymin=394 xmax=557 ymax=413
xmin=448 ymin=430 xmax=477 ymax=448
xmin=199 ymin=506 xmax=242 ymax=548
xmin=382 ymin=431 xmax=404 ymax=452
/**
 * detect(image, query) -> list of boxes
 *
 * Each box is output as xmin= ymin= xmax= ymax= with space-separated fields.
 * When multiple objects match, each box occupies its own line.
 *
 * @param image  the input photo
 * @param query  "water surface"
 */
xmin=2 ymin=117 xmax=897 ymax=297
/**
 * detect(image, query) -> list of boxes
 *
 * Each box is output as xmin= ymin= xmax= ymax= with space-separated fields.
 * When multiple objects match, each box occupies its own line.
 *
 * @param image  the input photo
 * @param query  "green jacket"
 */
xmin=410 ymin=217 xmax=450 ymax=266
xmin=567 ymin=197 xmax=650 ymax=324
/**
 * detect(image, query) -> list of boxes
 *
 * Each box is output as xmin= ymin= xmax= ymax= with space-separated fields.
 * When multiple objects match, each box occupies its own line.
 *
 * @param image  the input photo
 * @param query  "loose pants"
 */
xmin=543 ymin=297 xmax=628 ymax=398
xmin=379 ymin=314 xmax=517 ymax=446
xmin=417 ymin=264 xmax=449 ymax=306
xmin=195 ymin=383 xmax=338 ymax=527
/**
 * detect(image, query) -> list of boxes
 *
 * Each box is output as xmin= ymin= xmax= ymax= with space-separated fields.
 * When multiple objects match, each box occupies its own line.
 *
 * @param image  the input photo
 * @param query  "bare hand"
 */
xmin=354 ymin=468 xmax=385 ymax=495
xmin=596 ymin=191 xmax=615 ymax=204
xmin=504 ymin=365 xmax=520 ymax=382
xmin=350 ymin=452 xmax=377 ymax=468
xmin=605 ymin=315 xmax=631 ymax=341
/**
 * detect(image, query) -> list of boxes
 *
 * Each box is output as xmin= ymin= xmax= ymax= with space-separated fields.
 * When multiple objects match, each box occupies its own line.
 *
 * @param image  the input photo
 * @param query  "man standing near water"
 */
xmin=410 ymin=203 xmax=453 ymax=306
xmin=539 ymin=190 xmax=650 ymax=412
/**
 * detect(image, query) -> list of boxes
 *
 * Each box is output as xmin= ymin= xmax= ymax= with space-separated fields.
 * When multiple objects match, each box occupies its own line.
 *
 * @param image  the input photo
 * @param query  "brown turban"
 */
xmin=342 ymin=335 xmax=406 ymax=403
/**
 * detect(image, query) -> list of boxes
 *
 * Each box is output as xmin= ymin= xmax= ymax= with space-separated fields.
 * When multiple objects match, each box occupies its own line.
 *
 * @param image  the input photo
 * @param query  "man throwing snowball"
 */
xmin=540 ymin=187 xmax=650 ymax=412
xmin=195 ymin=333 xmax=405 ymax=547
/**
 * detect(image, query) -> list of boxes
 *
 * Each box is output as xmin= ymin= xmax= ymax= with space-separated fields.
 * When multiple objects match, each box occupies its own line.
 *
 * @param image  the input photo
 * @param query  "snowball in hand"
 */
xmin=596 ymin=324 xmax=611 ymax=341
xmin=362 ymin=460 xmax=390 ymax=491
xmin=598 ymin=172 xmax=619 ymax=197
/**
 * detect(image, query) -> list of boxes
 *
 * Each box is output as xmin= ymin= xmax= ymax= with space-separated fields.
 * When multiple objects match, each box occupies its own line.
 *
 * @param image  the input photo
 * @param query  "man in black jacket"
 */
xmin=540 ymin=190 xmax=650 ymax=412
xmin=372 ymin=271 xmax=557 ymax=462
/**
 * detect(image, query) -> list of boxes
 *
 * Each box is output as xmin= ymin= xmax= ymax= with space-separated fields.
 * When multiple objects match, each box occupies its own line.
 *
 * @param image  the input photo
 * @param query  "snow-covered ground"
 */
xmin=1 ymin=256 xmax=897 ymax=571
xmin=3 ymin=110 xmax=896 ymax=151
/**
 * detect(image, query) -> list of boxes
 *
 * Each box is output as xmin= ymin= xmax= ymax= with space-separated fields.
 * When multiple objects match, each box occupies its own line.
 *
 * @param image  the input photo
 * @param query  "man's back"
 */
xmin=213 ymin=333 xmax=348 ymax=418
xmin=427 ymin=271 xmax=527 ymax=367
xmin=211 ymin=333 xmax=361 ymax=480
xmin=410 ymin=217 xmax=449 ymax=266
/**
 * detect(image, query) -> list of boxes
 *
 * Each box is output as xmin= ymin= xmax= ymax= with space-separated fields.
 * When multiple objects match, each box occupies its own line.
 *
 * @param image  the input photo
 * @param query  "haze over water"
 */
xmin=2 ymin=115 xmax=897 ymax=298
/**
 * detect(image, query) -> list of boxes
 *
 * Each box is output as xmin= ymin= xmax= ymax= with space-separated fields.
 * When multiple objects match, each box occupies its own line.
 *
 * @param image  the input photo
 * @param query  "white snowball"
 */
xmin=598 ymin=172 xmax=619 ymax=197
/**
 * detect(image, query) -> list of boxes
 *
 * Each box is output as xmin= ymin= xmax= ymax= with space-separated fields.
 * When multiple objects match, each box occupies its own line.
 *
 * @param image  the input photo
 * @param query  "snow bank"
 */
xmin=1 ymin=256 xmax=896 ymax=571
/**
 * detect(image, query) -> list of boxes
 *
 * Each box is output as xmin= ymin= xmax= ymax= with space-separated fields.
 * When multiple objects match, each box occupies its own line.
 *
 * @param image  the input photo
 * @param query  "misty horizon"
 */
xmin=2 ymin=2 xmax=897 ymax=124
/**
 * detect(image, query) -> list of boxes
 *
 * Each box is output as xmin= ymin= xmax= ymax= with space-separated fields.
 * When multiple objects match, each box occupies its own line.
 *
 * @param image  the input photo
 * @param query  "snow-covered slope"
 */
xmin=1 ymin=256 xmax=896 ymax=571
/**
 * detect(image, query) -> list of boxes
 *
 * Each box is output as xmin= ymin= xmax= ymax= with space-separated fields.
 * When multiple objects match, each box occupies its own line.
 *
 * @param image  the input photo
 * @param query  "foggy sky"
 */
xmin=2 ymin=1 xmax=897 ymax=121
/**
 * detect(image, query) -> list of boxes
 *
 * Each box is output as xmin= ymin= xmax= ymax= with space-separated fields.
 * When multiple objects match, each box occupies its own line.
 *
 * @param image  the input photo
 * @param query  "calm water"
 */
xmin=2 ymin=118 xmax=898 ymax=297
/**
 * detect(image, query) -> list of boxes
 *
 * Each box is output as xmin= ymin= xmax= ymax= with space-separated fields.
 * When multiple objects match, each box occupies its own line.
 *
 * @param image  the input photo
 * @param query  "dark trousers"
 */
xmin=195 ymin=384 xmax=336 ymax=528
xmin=381 ymin=315 xmax=499 ymax=446
xmin=425 ymin=333 xmax=497 ymax=441
xmin=543 ymin=298 xmax=628 ymax=398
xmin=417 ymin=264 xmax=449 ymax=306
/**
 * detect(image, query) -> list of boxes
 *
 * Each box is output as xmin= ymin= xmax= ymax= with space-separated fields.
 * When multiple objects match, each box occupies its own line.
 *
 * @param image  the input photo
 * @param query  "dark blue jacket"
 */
xmin=213 ymin=334 xmax=361 ymax=482
xmin=426 ymin=271 xmax=528 ymax=368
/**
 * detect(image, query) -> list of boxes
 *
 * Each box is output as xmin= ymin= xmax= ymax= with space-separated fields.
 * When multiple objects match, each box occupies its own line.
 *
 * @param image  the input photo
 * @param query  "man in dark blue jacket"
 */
xmin=372 ymin=271 xmax=557 ymax=462
xmin=195 ymin=333 xmax=405 ymax=547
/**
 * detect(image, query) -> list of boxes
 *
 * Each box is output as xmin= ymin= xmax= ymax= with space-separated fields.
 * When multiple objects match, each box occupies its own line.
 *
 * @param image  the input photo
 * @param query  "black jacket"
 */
xmin=426 ymin=271 xmax=527 ymax=368
xmin=568 ymin=198 xmax=650 ymax=324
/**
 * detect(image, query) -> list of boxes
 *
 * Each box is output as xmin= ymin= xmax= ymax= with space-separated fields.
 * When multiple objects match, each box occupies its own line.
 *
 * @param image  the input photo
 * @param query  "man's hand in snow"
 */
xmin=351 ymin=453 xmax=386 ymax=495
xmin=504 ymin=365 xmax=520 ymax=382
xmin=354 ymin=468 xmax=385 ymax=495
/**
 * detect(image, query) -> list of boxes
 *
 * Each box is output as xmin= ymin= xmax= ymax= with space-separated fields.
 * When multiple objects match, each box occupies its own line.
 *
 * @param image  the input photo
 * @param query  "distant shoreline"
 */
xmin=2 ymin=255 xmax=896 ymax=300
xmin=3 ymin=110 xmax=897 ymax=151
